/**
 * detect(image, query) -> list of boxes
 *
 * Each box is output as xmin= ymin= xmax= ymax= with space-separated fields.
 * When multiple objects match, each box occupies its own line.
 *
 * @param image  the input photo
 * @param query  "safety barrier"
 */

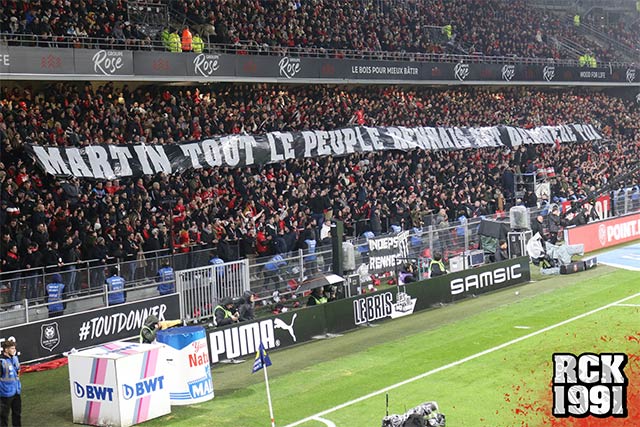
xmin=176 ymin=259 xmax=250 ymax=323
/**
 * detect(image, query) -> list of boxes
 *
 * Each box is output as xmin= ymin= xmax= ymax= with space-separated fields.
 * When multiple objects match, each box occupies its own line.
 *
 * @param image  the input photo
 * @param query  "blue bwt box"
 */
xmin=156 ymin=326 xmax=214 ymax=405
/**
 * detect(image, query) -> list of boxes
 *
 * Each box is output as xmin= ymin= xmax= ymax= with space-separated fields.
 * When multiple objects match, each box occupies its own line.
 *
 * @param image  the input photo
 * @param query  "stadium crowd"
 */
xmin=1 ymin=82 xmax=639 ymax=300
xmin=0 ymin=0 xmax=152 ymax=49
xmin=595 ymin=19 xmax=640 ymax=53
xmin=0 ymin=0 xmax=630 ymax=61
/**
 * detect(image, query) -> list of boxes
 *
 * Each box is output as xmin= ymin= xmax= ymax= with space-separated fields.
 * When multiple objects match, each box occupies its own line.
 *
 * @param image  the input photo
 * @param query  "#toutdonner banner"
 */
xmin=26 ymin=123 xmax=603 ymax=180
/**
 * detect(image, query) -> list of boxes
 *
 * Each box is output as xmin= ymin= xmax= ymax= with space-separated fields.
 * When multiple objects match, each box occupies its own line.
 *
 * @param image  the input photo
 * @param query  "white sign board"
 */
xmin=68 ymin=341 xmax=170 ymax=427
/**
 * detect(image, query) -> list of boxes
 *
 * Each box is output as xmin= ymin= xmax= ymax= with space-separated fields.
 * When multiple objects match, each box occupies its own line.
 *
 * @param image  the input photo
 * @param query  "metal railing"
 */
xmin=174 ymin=245 xmax=335 ymax=323
xmin=529 ymin=0 xmax=636 ymax=11
xmin=0 ymin=276 xmax=165 ymax=329
xmin=249 ymin=247 xmax=334 ymax=294
xmin=576 ymin=20 xmax=640 ymax=61
xmin=0 ymin=32 xmax=635 ymax=69
xmin=0 ymin=244 xmax=219 ymax=306
xmin=612 ymin=187 xmax=640 ymax=216
xmin=176 ymin=258 xmax=249 ymax=323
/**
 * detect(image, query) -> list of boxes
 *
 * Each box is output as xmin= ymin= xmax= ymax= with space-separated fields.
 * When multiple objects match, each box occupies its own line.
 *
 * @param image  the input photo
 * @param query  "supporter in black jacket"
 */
xmin=23 ymin=243 xmax=43 ymax=299
xmin=238 ymin=291 xmax=256 ymax=322
xmin=2 ymin=244 xmax=22 ymax=302
xmin=42 ymin=241 xmax=62 ymax=274
xmin=89 ymin=238 xmax=108 ymax=289
xmin=531 ymin=214 xmax=546 ymax=240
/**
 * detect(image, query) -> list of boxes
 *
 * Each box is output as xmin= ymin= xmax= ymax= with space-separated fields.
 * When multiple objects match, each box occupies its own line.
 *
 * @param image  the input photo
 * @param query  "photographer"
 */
xmin=583 ymin=202 xmax=600 ymax=223
xmin=546 ymin=206 xmax=562 ymax=244
xmin=564 ymin=201 xmax=587 ymax=227
xmin=237 ymin=291 xmax=257 ymax=322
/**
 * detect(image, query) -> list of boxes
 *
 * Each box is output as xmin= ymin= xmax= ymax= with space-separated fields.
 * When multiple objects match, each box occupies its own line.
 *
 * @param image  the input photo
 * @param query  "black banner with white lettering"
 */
xmin=26 ymin=123 xmax=603 ymax=179
xmin=1 ymin=47 xmax=638 ymax=85
xmin=0 ymin=294 xmax=179 ymax=363
xmin=368 ymin=231 xmax=410 ymax=274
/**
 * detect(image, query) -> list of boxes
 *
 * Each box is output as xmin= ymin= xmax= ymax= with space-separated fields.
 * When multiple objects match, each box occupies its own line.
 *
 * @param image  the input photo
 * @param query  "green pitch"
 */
xmin=22 ymin=265 xmax=640 ymax=426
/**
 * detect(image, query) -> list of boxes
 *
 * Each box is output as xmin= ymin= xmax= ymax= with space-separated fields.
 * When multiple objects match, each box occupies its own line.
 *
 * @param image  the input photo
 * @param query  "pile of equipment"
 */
xmin=381 ymin=402 xmax=446 ymax=427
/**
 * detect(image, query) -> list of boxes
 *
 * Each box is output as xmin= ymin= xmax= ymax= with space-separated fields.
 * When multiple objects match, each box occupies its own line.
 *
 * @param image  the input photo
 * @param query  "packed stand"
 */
xmin=172 ymin=0 xmax=596 ymax=59
xmin=173 ymin=0 xmax=630 ymax=61
xmin=0 ymin=83 xmax=639 ymax=302
xmin=592 ymin=18 xmax=640 ymax=53
xmin=0 ymin=0 xmax=153 ymax=49
xmin=0 ymin=0 xmax=627 ymax=61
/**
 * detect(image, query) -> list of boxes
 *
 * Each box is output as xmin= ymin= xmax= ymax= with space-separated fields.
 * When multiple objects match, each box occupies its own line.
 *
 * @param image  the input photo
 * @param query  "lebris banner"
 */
xmin=26 ymin=123 xmax=603 ymax=179
xmin=0 ymin=294 xmax=179 ymax=363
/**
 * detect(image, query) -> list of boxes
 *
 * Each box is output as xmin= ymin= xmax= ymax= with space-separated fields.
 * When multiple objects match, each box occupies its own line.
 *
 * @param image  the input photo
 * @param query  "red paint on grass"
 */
xmin=502 ymin=332 xmax=639 ymax=426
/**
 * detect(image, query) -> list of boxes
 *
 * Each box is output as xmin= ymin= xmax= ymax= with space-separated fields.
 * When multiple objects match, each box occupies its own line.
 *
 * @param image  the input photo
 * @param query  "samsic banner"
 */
xmin=26 ymin=123 xmax=603 ymax=179
xmin=0 ymin=294 xmax=180 ymax=363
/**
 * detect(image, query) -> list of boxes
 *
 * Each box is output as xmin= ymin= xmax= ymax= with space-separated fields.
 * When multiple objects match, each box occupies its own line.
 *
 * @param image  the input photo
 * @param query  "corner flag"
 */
xmin=252 ymin=342 xmax=272 ymax=373
xmin=253 ymin=342 xmax=277 ymax=426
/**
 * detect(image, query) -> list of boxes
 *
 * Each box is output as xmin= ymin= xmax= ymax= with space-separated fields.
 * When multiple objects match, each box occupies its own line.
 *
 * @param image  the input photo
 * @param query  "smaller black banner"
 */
xmin=368 ymin=231 xmax=410 ymax=274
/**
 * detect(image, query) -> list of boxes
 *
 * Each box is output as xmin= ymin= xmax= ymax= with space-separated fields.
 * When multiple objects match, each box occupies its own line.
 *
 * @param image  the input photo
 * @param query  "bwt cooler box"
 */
xmin=68 ymin=341 xmax=171 ymax=427
xmin=156 ymin=326 xmax=214 ymax=405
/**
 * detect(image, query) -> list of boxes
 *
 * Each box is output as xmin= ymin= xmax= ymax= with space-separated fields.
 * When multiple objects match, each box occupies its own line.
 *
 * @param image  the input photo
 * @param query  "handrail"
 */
xmin=0 ymin=32 xmax=635 ymax=69
xmin=578 ymin=20 xmax=640 ymax=60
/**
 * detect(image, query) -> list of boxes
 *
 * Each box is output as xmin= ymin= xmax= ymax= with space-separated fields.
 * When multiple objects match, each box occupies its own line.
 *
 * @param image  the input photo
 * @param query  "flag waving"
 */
xmin=252 ymin=342 xmax=273 ymax=373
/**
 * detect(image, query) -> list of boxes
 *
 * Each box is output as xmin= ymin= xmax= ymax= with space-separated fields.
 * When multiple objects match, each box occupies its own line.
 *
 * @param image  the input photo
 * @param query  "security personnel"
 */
xmin=214 ymin=297 xmax=239 ymax=326
xmin=156 ymin=261 xmax=175 ymax=295
xmin=210 ymin=255 xmax=225 ymax=277
xmin=0 ymin=340 xmax=21 ymax=427
xmin=442 ymin=24 xmax=452 ymax=40
xmin=46 ymin=273 xmax=65 ymax=318
xmin=169 ymin=30 xmax=181 ymax=52
xmin=573 ymin=14 xmax=580 ymax=26
xmin=192 ymin=33 xmax=204 ymax=53
xmin=160 ymin=27 xmax=170 ymax=50
xmin=306 ymin=286 xmax=328 ymax=306
xmin=106 ymin=267 xmax=125 ymax=305
xmin=579 ymin=54 xmax=587 ymax=67
xmin=181 ymin=26 xmax=193 ymax=52
xmin=429 ymin=253 xmax=447 ymax=277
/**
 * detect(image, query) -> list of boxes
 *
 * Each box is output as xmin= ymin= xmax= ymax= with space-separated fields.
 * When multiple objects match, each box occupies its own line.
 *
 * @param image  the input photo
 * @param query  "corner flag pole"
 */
xmin=263 ymin=362 xmax=276 ymax=427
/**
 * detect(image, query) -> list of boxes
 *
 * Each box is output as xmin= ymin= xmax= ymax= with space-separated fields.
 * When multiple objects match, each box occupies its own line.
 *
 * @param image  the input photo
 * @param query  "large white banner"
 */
xmin=26 ymin=124 xmax=603 ymax=179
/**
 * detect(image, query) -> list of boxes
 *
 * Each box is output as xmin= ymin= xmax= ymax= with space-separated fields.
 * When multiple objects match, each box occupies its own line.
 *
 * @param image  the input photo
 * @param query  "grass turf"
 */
xmin=21 ymin=264 xmax=640 ymax=426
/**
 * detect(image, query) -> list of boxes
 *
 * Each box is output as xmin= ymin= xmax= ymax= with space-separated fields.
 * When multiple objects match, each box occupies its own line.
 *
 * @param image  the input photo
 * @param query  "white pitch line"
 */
xmin=312 ymin=416 xmax=336 ymax=427
xmin=614 ymin=303 xmax=640 ymax=307
xmin=514 ymin=326 xmax=532 ymax=329
xmin=599 ymin=262 xmax=640 ymax=271
xmin=284 ymin=291 xmax=640 ymax=427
